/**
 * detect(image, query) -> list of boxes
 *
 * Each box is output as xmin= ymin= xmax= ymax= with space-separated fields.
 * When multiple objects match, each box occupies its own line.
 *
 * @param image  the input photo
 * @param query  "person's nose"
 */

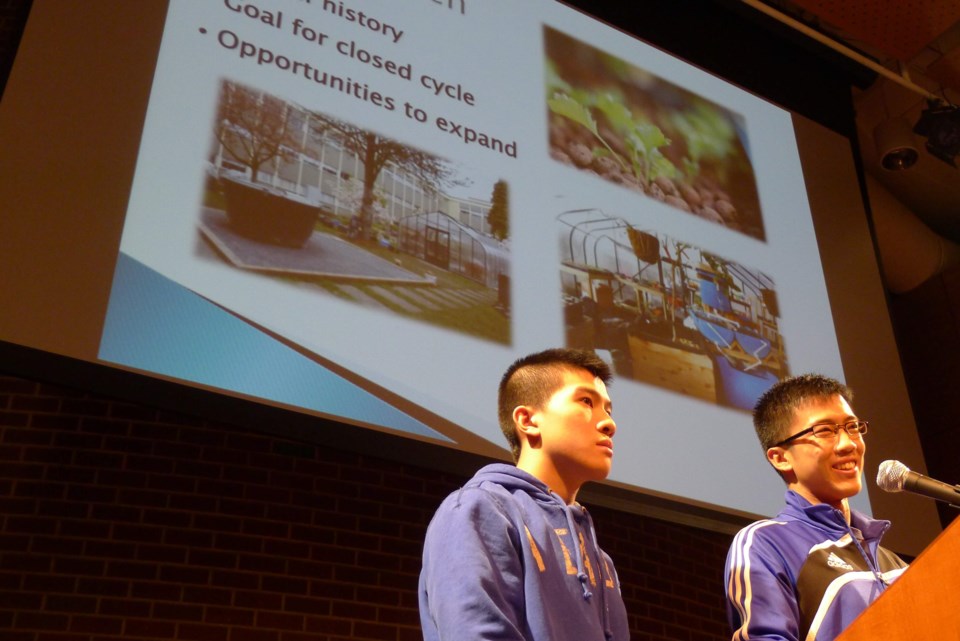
xmin=598 ymin=415 xmax=616 ymax=437
xmin=834 ymin=429 xmax=858 ymax=453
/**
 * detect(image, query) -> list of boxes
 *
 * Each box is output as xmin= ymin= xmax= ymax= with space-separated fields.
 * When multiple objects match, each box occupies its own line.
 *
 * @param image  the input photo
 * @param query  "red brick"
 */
xmin=106 ymin=560 xmax=157 ymax=580
xmin=130 ymin=581 xmax=182 ymax=601
xmin=0 ymin=590 xmax=43 ymax=609
xmin=182 ymin=586 xmax=233 ymax=606
xmin=352 ymin=621 xmax=397 ymax=641
xmin=152 ymin=602 xmax=203 ymax=621
xmin=45 ymin=594 xmax=97 ymax=613
xmin=234 ymin=589 xmax=282 ymax=610
xmin=99 ymin=598 xmax=151 ymax=617
xmin=255 ymin=611 xmax=304 ymax=631
xmin=260 ymin=575 xmax=309 ymax=596
xmin=14 ymin=611 xmax=68 ymax=631
xmin=241 ymin=518 xmax=288 ymax=538
xmin=123 ymin=618 xmax=177 ymax=638
xmin=110 ymin=403 xmax=158 ymax=421
xmin=1 ymin=462 xmax=43 ymax=480
xmin=263 ymin=539 xmax=309 ymax=559
xmin=177 ymin=426 xmax=225 ymax=447
xmin=61 ymin=400 xmax=110 ymax=417
xmin=211 ymin=570 xmax=259 ymax=590
xmin=213 ymin=533 xmax=263 ymax=553
xmin=76 ymin=578 xmax=128 ymax=597
xmin=188 ymin=549 xmax=237 ymax=569
xmin=304 ymin=616 xmax=350 ymax=634
xmin=201 ymin=606 xmax=253 ymax=626
xmin=177 ymin=623 xmax=230 ymax=641
xmin=0 ymin=498 xmax=36 ymax=515
xmin=229 ymin=627 xmax=279 ymax=641
xmin=143 ymin=508 xmax=192 ymax=528
xmin=0 ymin=411 xmax=31 ymax=427
xmin=158 ymin=564 xmax=210 ymax=585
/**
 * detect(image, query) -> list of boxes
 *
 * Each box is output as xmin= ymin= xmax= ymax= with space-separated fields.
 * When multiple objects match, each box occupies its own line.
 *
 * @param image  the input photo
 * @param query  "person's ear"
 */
xmin=767 ymin=446 xmax=793 ymax=474
xmin=513 ymin=405 xmax=540 ymax=441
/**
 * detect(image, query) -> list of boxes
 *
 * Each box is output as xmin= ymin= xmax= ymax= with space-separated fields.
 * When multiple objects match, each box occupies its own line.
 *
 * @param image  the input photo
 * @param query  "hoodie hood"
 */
xmin=467 ymin=463 xmax=557 ymax=499
xmin=467 ymin=463 xmax=569 ymax=509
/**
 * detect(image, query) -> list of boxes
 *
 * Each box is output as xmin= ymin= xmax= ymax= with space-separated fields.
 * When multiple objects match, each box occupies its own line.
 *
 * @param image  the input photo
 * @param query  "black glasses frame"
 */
xmin=773 ymin=420 xmax=869 ymax=448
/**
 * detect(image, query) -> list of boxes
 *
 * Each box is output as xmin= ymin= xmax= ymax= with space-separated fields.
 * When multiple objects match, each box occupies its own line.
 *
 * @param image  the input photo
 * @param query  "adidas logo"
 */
xmin=827 ymin=552 xmax=854 ymax=571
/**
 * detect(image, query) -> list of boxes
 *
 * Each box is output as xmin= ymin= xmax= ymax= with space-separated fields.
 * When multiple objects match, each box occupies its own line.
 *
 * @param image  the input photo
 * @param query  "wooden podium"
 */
xmin=837 ymin=516 xmax=960 ymax=640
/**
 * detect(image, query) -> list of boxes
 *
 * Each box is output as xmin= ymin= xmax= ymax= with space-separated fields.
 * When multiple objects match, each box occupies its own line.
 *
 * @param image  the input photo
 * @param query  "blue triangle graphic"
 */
xmin=99 ymin=253 xmax=449 ymax=442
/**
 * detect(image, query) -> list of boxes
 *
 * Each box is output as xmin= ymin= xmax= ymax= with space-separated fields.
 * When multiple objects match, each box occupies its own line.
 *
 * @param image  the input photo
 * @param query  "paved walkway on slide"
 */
xmin=199 ymin=208 xmax=432 ymax=284
xmin=198 ymin=208 xmax=497 ymax=316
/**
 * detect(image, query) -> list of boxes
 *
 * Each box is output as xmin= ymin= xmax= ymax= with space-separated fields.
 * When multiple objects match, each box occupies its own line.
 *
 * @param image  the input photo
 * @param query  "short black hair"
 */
xmin=753 ymin=373 xmax=853 ymax=452
xmin=497 ymin=348 xmax=612 ymax=461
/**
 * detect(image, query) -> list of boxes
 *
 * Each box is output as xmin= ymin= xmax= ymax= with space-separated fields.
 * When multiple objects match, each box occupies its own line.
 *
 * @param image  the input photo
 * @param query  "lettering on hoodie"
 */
xmin=524 ymin=526 xmax=546 ymax=572
xmin=554 ymin=527 xmax=596 ymax=586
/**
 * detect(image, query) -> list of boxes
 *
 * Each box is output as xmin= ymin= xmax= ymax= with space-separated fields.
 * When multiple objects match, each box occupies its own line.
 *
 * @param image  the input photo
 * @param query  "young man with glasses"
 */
xmin=724 ymin=374 xmax=908 ymax=641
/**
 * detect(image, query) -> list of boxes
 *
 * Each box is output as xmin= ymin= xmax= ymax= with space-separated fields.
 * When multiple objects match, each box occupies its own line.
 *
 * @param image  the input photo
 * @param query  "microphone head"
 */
xmin=877 ymin=460 xmax=910 ymax=492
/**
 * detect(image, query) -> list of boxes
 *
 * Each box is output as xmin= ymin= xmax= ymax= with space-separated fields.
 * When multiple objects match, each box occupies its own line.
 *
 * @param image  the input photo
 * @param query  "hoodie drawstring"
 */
xmin=564 ymin=504 xmax=615 ymax=640
xmin=584 ymin=509 xmax=615 ymax=641
xmin=563 ymin=504 xmax=593 ymax=600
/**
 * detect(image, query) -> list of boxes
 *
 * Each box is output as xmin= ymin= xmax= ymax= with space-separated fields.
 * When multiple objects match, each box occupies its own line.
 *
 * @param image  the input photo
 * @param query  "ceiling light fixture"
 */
xmin=874 ymin=116 xmax=919 ymax=171
xmin=873 ymin=78 xmax=919 ymax=171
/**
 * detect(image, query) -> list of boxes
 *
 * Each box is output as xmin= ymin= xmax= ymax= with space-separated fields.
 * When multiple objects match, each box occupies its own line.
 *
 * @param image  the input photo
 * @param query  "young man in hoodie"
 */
xmin=418 ymin=348 xmax=630 ymax=641
xmin=724 ymin=374 xmax=908 ymax=641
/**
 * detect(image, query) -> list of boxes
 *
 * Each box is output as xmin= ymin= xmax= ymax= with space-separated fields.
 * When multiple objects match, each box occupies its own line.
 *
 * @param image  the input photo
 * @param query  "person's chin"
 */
xmin=588 ymin=463 xmax=612 ymax=481
xmin=836 ymin=479 xmax=863 ymax=499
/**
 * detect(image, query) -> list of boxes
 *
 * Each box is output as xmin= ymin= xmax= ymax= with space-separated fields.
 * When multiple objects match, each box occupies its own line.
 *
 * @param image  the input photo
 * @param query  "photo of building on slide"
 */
xmin=545 ymin=26 xmax=766 ymax=241
xmin=198 ymin=79 xmax=512 ymax=345
xmin=559 ymin=209 xmax=788 ymax=411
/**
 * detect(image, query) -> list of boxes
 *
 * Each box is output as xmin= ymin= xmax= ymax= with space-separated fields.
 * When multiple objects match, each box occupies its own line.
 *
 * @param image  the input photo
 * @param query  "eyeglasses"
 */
xmin=773 ymin=420 xmax=869 ymax=448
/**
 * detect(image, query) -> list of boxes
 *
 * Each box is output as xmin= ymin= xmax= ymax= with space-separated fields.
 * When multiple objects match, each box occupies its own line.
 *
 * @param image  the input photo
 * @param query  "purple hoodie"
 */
xmin=419 ymin=463 xmax=629 ymax=641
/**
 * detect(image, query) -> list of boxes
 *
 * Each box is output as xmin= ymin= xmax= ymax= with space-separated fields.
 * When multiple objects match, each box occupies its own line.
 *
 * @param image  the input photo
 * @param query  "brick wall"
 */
xmin=0 ymin=374 xmax=733 ymax=641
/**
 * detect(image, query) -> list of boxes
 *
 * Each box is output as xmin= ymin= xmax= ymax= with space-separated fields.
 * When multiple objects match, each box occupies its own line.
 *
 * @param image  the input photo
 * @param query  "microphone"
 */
xmin=876 ymin=460 xmax=960 ymax=508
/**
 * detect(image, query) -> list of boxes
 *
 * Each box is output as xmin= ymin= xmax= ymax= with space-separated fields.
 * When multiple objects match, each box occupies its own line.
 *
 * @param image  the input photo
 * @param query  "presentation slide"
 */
xmin=102 ymin=0 xmax=848 ymax=518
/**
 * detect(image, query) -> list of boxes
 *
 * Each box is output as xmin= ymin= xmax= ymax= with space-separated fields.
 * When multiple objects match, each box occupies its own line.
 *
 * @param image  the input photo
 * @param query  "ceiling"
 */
xmin=760 ymin=0 xmax=960 ymax=244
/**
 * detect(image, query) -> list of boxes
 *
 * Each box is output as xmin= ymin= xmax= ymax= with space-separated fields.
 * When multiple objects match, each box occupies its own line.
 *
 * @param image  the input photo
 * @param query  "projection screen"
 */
xmin=0 ymin=0 xmax=939 ymax=554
